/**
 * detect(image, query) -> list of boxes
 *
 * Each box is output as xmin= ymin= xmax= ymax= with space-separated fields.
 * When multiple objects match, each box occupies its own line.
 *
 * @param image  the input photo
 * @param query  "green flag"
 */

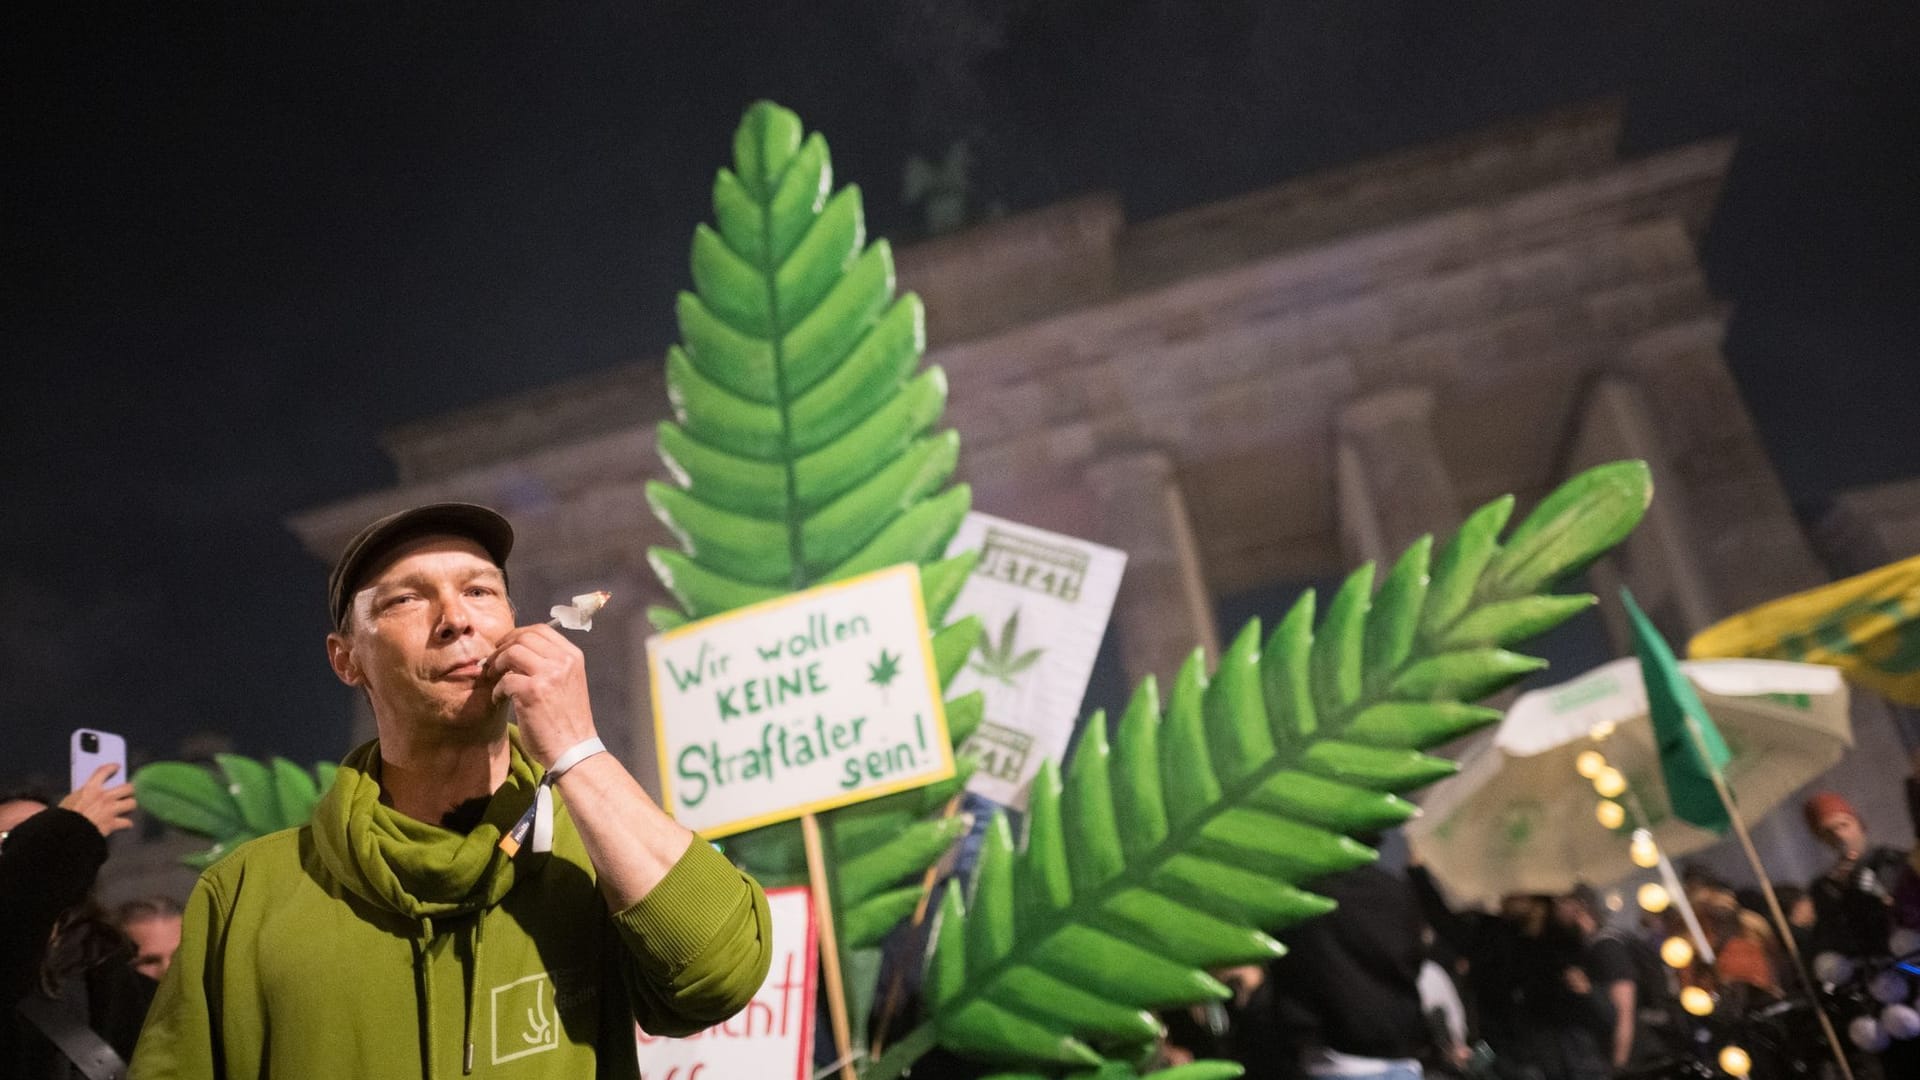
xmin=1623 ymin=589 xmax=1732 ymax=832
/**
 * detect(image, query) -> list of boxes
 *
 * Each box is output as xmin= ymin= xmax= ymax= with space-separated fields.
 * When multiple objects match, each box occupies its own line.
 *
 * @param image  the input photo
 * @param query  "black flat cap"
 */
xmin=327 ymin=503 xmax=514 ymax=628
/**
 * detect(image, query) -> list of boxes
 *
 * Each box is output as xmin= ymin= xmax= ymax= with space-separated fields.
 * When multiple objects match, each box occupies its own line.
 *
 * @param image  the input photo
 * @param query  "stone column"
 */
xmin=1086 ymin=450 xmax=1221 ymax=686
xmin=1818 ymin=478 xmax=1920 ymax=577
xmin=1334 ymin=387 xmax=1461 ymax=565
xmin=1585 ymin=323 xmax=1827 ymax=631
xmin=1565 ymin=376 xmax=1720 ymax=647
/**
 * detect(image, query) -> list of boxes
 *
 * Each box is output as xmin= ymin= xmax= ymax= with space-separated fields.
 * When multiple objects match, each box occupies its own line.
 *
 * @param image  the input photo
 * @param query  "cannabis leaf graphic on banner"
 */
xmin=868 ymin=648 xmax=903 ymax=689
xmin=971 ymin=608 xmax=1047 ymax=686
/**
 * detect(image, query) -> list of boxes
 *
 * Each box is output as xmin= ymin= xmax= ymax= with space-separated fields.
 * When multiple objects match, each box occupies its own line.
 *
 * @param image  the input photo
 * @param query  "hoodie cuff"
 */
xmin=612 ymin=839 xmax=751 ymax=975
xmin=3 ymin=807 xmax=108 ymax=918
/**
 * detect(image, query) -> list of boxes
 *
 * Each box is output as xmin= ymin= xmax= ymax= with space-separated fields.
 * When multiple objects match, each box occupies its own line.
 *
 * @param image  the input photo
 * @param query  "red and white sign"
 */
xmin=637 ymin=885 xmax=816 ymax=1080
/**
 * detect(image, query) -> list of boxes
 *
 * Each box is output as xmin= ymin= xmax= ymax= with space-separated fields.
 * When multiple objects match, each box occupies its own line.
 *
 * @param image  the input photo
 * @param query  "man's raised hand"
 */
xmin=484 ymin=623 xmax=597 ymax=768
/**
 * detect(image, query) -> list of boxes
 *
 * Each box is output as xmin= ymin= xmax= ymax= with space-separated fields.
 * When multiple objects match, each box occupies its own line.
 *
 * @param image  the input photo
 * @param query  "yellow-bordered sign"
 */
xmin=647 ymin=563 xmax=953 ymax=838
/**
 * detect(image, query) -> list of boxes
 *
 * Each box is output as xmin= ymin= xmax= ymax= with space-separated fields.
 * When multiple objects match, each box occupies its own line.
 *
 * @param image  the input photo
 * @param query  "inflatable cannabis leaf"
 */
xmin=645 ymin=98 xmax=976 ymax=627
xmin=644 ymin=99 xmax=988 ymax=1046
xmin=133 ymin=755 xmax=338 ymax=868
xmin=866 ymin=461 xmax=1653 ymax=1078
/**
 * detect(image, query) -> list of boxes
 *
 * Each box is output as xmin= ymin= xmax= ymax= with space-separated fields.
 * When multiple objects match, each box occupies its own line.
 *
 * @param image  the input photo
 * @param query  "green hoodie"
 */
xmin=131 ymin=732 xmax=771 ymax=1079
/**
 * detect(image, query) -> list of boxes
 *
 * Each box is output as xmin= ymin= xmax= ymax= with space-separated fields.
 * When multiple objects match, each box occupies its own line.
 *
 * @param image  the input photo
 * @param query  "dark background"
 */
xmin=5 ymin=1 xmax=1918 ymax=788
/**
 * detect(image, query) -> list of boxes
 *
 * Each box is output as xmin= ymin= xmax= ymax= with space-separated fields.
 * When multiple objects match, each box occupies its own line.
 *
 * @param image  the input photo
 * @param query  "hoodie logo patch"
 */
xmin=490 ymin=973 xmax=560 ymax=1064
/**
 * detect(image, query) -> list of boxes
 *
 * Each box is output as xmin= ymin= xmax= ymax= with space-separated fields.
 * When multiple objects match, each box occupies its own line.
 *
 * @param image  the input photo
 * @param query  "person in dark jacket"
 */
xmin=2 ymin=769 xmax=150 ymax=1079
xmin=1803 ymin=790 xmax=1906 ymax=961
xmin=1268 ymin=858 xmax=1432 ymax=1080
xmin=1804 ymin=768 xmax=1920 ymax=1080
xmin=1409 ymin=854 xmax=1608 ymax=1080
xmin=1555 ymin=886 xmax=1680 ymax=1073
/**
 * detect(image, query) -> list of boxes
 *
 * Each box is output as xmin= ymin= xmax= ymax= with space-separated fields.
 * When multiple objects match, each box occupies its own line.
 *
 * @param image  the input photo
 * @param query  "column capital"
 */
xmin=1335 ymin=386 xmax=1460 ymax=564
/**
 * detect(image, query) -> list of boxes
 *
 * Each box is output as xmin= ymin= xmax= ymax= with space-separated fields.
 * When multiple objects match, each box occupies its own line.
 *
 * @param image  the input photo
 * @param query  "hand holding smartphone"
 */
xmin=66 ymin=728 xmax=136 ymax=837
xmin=71 ymin=728 xmax=126 ymax=791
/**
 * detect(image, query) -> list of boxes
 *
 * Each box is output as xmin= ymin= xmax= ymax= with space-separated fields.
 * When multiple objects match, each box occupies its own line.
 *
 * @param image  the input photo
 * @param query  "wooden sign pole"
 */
xmin=1676 ymin=718 xmax=1854 ymax=1080
xmin=869 ymin=794 xmax=968 ymax=1059
xmin=802 ymin=811 xmax=859 ymax=1080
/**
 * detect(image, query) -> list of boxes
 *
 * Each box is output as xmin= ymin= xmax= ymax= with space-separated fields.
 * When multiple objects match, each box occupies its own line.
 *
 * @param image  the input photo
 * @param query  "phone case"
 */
xmin=70 ymin=728 xmax=128 ymax=792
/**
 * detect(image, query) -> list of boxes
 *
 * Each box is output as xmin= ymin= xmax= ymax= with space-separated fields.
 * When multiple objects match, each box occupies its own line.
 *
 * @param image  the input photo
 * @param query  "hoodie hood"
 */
xmin=313 ymin=728 xmax=547 ymax=922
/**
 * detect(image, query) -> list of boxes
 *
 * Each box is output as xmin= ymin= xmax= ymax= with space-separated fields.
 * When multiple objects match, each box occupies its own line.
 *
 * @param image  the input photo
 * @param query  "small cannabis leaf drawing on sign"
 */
xmin=867 ymin=648 xmax=902 ymax=690
xmin=970 ymin=608 xmax=1045 ymax=686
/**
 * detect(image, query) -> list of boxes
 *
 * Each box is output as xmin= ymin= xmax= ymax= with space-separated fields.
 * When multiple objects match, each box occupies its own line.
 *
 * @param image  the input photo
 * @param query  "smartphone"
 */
xmin=70 ymin=728 xmax=128 ymax=792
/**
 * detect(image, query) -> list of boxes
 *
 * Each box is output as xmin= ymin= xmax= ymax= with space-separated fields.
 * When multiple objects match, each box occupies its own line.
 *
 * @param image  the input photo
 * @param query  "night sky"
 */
xmin=6 ymin=1 xmax=1918 ymax=789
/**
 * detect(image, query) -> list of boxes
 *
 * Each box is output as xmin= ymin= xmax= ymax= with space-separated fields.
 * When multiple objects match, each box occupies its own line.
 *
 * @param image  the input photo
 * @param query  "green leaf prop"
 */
xmin=215 ymin=753 xmax=280 ymax=836
xmin=866 ymin=461 xmax=1652 ymax=1077
xmin=133 ymin=755 xmax=338 ymax=868
xmin=645 ymin=99 xmax=987 ymax=1048
xmin=645 ymin=97 xmax=974 ymax=628
xmin=131 ymin=762 xmax=248 ymax=842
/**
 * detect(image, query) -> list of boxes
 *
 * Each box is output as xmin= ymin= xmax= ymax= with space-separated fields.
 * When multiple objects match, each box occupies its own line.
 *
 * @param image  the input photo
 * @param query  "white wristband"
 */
xmin=544 ymin=737 xmax=607 ymax=784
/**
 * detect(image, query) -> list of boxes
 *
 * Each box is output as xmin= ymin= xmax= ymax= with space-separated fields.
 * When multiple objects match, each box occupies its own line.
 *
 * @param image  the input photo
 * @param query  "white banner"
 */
xmin=637 ymin=885 xmax=816 ymax=1079
xmin=944 ymin=513 xmax=1126 ymax=808
xmin=649 ymin=564 xmax=954 ymax=837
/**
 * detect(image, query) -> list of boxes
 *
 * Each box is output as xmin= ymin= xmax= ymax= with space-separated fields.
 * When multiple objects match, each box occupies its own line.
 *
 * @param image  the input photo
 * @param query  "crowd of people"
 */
xmin=1155 ymin=767 xmax=1920 ymax=1080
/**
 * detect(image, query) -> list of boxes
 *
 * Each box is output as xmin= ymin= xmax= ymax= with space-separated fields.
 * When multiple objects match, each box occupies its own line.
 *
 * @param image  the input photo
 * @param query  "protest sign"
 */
xmin=637 ymin=885 xmax=816 ymax=1079
xmin=649 ymin=563 xmax=953 ymax=837
xmin=943 ymin=513 xmax=1125 ymax=808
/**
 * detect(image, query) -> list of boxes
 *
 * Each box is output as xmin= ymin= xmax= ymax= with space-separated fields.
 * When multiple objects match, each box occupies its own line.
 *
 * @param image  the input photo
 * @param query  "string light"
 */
xmin=1630 ymin=829 xmax=1659 ymax=868
xmin=1718 ymin=1045 xmax=1751 ymax=1077
xmin=1883 ymin=1004 xmax=1920 ymax=1041
xmin=1849 ymin=1015 xmax=1889 ymax=1053
xmin=1868 ymin=970 xmax=1910 ymax=1004
xmin=1590 ymin=720 xmax=1617 ymax=740
xmin=1593 ymin=767 xmax=1627 ymax=799
xmin=1596 ymin=800 xmax=1626 ymax=830
xmin=1661 ymin=936 xmax=1695 ymax=969
xmin=1680 ymin=986 xmax=1714 ymax=1016
xmin=1814 ymin=952 xmax=1854 ymax=984
xmin=1638 ymin=883 xmax=1670 ymax=913
xmin=1575 ymin=750 xmax=1607 ymax=779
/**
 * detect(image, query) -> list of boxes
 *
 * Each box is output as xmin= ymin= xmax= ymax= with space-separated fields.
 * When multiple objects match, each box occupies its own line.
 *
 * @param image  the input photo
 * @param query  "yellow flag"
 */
xmin=1688 ymin=554 xmax=1920 ymax=705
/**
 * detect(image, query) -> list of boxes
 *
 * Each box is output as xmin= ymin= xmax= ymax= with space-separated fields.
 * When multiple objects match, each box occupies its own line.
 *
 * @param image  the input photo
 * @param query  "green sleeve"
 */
xmin=129 ymin=872 xmax=230 ymax=1079
xmin=611 ymin=838 xmax=773 ymax=1037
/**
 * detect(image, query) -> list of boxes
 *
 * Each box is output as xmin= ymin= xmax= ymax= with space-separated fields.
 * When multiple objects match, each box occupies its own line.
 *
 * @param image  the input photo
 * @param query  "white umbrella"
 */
xmin=1407 ymin=656 xmax=1850 ymax=906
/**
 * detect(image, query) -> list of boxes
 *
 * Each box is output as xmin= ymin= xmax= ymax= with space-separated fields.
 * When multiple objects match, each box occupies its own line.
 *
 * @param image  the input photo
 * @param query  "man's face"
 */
xmin=1500 ymin=894 xmax=1548 ymax=935
xmin=326 ymin=535 xmax=515 ymax=735
xmin=1789 ymin=895 xmax=1816 ymax=928
xmin=1814 ymin=811 xmax=1866 ymax=856
xmin=1552 ymin=896 xmax=1592 ymax=933
xmin=1685 ymin=880 xmax=1737 ymax=917
xmin=125 ymin=914 xmax=182 ymax=981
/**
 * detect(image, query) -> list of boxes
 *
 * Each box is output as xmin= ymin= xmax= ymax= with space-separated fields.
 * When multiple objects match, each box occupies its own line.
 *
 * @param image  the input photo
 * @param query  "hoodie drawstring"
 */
xmin=462 ymin=917 xmax=484 ymax=1075
xmin=414 ymin=917 xmax=437 ymax=1079
xmin=418 ymin=916 xmax=485 ymax=1077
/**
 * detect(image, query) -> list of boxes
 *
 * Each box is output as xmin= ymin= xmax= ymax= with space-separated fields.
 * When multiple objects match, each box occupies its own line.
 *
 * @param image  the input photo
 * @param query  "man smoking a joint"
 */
xmin=132 ymin=503 xmax=771 ymax=1079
